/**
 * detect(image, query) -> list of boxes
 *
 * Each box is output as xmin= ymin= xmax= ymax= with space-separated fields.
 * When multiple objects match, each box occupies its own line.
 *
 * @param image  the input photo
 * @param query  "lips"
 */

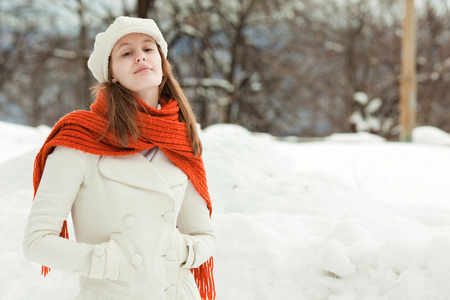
xmin=134 ymin=66 xmax=151 ymax=74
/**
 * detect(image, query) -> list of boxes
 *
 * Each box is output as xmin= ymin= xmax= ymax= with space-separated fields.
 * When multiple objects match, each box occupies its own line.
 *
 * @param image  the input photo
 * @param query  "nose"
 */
xmin=135 ymin=55 xmax=146 ymax=63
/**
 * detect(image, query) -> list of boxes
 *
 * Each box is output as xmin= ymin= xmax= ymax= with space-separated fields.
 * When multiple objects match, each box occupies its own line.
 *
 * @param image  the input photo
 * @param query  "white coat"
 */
xmin=23 ymin=146 xmax=215 ymax=300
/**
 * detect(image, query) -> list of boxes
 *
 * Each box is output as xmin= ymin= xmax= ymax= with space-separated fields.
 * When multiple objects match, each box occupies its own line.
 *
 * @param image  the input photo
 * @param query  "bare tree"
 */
xmin=415 ymin=1 xmax=450 ymax=132
xmin=0 ymin=0 xmax=136 ymax=126
xmin=2 ymin=0 xmax=450 ymax=139
xmin=137 ymin=0 xmax=156 ymax=18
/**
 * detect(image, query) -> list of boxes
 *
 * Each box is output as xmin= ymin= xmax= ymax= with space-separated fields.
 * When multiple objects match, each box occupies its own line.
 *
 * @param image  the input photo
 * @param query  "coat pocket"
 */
xmin=76 ymin=279 xmax=129 ymax=300
xmin=174 ymin=230 xmax=188 ymax=267
xmin=106 ymin=233 xmax=130 ymax=283
xmin=89 ymin=233 xmax=130 ymax=283
xmin=178 ymin=269 xmax=201 ymax=299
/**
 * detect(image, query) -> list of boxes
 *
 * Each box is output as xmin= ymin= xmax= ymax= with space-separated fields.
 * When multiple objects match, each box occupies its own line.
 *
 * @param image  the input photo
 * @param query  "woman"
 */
xmin=23 ymin=16 xmax=215 ymax=300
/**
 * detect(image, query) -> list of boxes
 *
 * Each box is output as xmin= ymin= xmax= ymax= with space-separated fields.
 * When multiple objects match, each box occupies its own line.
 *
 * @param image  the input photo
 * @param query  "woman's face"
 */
xmin=110 ymin=33 xmax=163 ymax=98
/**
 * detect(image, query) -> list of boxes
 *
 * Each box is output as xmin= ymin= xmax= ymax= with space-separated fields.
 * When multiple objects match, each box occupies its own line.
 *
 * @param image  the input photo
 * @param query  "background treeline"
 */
xmin=1 ymin=0 xmax=449 ymax=139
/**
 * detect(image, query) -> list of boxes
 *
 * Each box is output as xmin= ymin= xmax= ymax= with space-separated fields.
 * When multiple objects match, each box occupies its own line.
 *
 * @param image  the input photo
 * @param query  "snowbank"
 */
xmin=0 ymin=121 xmax=50 ymax=164
xmin=1 ymin=122 xmax=450 ymax=299
xmin=413 ymin=126 xmax=450 ymax=146
xmin=325 ymin=132 xmax=386 ymax=143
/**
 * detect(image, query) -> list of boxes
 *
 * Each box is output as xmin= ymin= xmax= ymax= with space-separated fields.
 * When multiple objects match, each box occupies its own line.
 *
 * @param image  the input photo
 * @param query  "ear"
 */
xmin=111 ymin=76 xmax=117 ymax=84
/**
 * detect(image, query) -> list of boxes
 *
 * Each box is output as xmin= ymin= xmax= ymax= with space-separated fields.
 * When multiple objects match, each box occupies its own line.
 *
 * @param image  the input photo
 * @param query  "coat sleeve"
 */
xmin=177 ymin=181 xmax=216 ymax=269
xmin=23 ymin=146 xmax=127 ymax=282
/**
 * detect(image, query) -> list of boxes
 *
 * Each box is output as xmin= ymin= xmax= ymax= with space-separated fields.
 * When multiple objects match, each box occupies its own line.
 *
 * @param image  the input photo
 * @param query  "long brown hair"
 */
xmin=91 ymin=45 xmax=203 ymax=156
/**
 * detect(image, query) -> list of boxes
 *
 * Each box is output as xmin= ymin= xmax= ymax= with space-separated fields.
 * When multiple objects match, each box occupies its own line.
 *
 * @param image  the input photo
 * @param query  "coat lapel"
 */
xmin=98 ymin=152 xmax=172 ymax=198
xmin=151 ymin=149 xmax=188 ymax=187
xmin=97 ymin=150 xmax=187 ymax=199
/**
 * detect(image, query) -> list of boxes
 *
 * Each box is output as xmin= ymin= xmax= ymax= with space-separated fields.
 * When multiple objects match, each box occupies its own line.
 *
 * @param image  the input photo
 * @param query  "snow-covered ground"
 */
xmin=1 ymin=120 xmax=450 ymax=300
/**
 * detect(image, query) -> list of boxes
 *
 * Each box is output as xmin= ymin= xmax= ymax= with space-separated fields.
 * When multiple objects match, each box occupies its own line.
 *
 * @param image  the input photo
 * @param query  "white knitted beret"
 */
xmin=87 ymin=16 xmax=168 ymax=83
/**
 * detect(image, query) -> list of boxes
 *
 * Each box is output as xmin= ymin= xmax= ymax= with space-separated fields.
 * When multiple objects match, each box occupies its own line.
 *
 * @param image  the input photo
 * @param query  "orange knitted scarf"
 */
xmin=32 ymin=89 xmax=215 ymax=300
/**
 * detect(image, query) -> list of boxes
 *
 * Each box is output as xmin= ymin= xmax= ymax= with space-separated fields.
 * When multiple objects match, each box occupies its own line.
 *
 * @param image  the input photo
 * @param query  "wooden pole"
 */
xmin=400 ymin=0 xmax=417 ymax=142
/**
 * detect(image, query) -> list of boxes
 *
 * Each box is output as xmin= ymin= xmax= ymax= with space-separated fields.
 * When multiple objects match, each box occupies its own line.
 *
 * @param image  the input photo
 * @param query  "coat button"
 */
xmin=194 ymin=243 xmax=204 ymax=256
xmin=163 ymin=211 xmax=174 ymax=222
xmin=93 ymin=245 xmax=105 ymax=256
xmin=123 ymin=216 xmax=135 ymax=227
xmin=166 ymin=284 xmax=177 ymax=295
xmin=131 ymin=254 xmax=143 ymax=266
xmin=166 ymin=250 xmax=177 ymax=261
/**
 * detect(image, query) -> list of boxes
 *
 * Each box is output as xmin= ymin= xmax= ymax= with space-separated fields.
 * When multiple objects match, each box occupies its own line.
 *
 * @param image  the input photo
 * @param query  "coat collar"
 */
xmin=98 ymin=149 xmax=187 ymax=198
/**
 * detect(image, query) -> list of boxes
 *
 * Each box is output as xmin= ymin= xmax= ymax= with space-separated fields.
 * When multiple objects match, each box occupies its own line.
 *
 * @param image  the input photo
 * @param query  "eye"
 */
xmin=122 ymin=52 xmax=131 ymax=57
xmin=144 ymin=48 xmax=153 ymax=52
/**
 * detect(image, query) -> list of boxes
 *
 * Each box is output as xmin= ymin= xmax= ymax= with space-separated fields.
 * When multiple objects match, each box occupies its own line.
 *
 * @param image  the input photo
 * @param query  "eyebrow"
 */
xmin=116 ymin=39 xmax=157 ymax=51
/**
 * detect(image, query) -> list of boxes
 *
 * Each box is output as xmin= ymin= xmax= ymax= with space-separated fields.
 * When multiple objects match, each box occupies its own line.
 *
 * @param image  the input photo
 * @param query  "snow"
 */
xmin=350 ymin=92 xmax=387 ymax=133
xmin=1 ymin=120 xmax=450 ymax=299
xmin=413 ymin=126 xmax=450 ymax=146
xmin=353 ymin=92 xmax=369 ymax=106
xmin=0 ymin=121 xmax=51 ymax=164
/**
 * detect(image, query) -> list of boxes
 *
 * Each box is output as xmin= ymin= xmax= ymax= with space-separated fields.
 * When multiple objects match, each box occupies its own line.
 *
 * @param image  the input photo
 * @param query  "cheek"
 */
xmin=110 ymin=61 xmax=119 ymax=77
xmin=152 ymin=55 xmax=163 ymax=72
xmin=156 ymin=61 xmax=164 ymax=76
xmin=110 ymin=61 xmax=127 ymax=82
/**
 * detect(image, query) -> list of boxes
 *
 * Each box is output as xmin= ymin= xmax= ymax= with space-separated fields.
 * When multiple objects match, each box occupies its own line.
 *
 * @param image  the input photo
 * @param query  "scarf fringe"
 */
xmin=192 ymin=257 xmax=216 ymax=300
